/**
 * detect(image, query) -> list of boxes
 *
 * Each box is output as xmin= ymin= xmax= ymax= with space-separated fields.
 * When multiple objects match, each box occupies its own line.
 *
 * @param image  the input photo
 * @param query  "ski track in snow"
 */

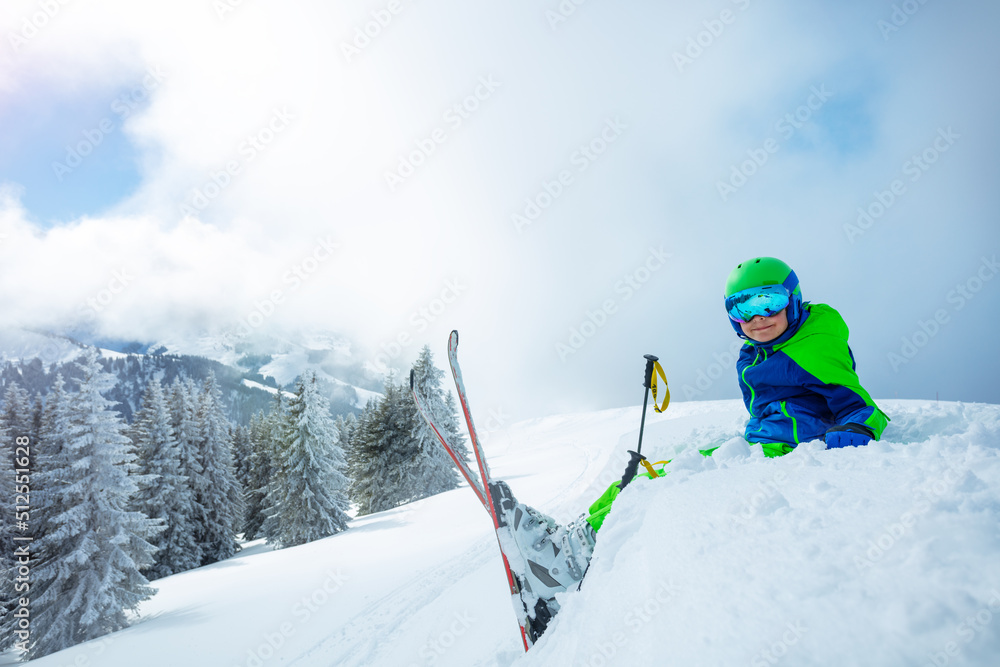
xmin=15 ymin=399 xmax=1000 ymax=667
xmin=286 ymin=539 xmax=496 ymax=667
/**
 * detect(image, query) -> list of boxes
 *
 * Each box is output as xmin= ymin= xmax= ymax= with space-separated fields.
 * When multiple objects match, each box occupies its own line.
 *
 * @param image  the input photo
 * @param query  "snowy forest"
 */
xmin=0 ymin=345 xmax=466 ymax=661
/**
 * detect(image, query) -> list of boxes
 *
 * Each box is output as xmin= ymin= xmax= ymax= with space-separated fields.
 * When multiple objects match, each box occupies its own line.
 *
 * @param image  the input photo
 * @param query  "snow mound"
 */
xmin=519 ymin=400 xmax=1000 ymax=667
xmin=14 ymin=399 xmax=999 ymax=667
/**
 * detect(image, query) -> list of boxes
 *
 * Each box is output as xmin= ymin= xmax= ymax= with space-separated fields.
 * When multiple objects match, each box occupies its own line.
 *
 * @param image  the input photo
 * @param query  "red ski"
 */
xmin=410 ymin=331 xmax=536 ymax=651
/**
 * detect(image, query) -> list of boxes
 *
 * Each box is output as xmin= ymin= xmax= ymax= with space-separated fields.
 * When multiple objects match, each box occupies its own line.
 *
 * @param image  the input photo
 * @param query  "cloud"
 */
xmin=0 ymin=0 xmax=998 ymax=420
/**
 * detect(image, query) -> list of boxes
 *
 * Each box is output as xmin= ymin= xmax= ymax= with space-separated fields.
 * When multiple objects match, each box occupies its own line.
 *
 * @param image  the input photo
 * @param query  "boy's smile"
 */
xmin=739 ymin=308 xmax=789 ymax=343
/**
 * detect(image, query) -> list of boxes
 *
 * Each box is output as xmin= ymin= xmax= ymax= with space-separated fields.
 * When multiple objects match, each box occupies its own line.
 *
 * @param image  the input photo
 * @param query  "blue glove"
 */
xmin=825 ymin=423 xmax=873 ymax=449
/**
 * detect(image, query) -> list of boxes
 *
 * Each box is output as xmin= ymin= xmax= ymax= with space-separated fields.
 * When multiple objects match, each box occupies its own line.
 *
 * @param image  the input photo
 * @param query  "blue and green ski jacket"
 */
xmin=737 ymin=303 xmax=889 ymax=453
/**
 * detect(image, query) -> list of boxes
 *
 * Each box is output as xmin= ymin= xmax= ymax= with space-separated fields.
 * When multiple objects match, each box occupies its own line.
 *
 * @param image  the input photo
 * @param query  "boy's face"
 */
xmin=739 ymin=308 xmax=789 ymax=343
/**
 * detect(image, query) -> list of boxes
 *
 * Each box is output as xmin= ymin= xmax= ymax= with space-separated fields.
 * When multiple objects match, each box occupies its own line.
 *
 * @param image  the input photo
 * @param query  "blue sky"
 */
xmin=0 ymin=82 xmax=145 ymax=224
xmin=0 ymin=0 xmax=997 ymax=420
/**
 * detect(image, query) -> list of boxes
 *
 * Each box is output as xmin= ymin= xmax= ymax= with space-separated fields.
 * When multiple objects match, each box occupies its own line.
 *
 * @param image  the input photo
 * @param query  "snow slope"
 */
xmin=14 ymin=399 xmax=1000 ymax=667
xmin=522 ymin=401 xmax=1000 ymax=667
xmin=0 ymin=328 xmax=88 ymax=366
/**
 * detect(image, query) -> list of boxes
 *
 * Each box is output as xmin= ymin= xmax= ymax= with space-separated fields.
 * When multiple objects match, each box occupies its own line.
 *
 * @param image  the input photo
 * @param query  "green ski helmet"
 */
xmin=724 ymin=257 xmax=803 ymax=338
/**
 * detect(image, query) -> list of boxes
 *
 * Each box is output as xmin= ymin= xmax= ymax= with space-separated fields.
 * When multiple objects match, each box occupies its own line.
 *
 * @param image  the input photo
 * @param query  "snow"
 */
xmin=150 ymin=329 xmax=378 ymax=407
xmin=242 ymin=376 xmax=377 ymax=410
xmin=330 ymin=376 xmax=383 ymax=409
xmin=96 ymin=348 xmax=131 ymax=360
xmin=148 ymin=332 xmax=247 ymax=368
xmin=0 ymin=327 xmax=87 ymax=366
xmin=256 ymin=350 xmax=380 ymax=409
xmin=241 ymin=378 xmax=296 ymax=398
xmin=16 ymin=399 xmax=1000 ymax=666
xmin=524 ymin=401 xmax=1000 ymax=667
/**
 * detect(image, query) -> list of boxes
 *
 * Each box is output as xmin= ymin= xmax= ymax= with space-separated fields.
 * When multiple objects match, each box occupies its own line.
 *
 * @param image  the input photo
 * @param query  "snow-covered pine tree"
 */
xmin=344 ymin=399 xmax=374 ymax=513
xmin=231 ymin=423 xmax=252 ymax=493
xmin=129 ymin=379 xmax=200 ymax=579
xmin=0 ymin=380 xmax=34 ymax=653
xmin=194 ymin=374 xmax=242 ymax=565
xmin=334 ymin=412 xmax=357 ymax=455
xmin=16 ymin=373 xmax=71 ymax=654
xmin=168 ymin=378 xmax=205 ymax=567
xmin=1 ymin=381 xmax=33 ymax=440
xmin=28 ymin=350 xmax=159 ymax=660
xmin=259 ymin=392 xmax=293 ymax=544
xmin=31 ymin=374 xmax=70 ymax=569
xmin=0 ymin=417 xmax=13 ymax=654
xmin=333 ymin=412 xmax=357 ymax=514
xmin=242 ymin=411 xmax=272 ymax=541
xmin=263 ymin=373 xmax=349 ymax=548
xmin=409 ymin=346 xmax=466 ymax=499
xmin=31 ymin=394 xmax=43 ymax=448
xmin=347 ymin=379 xmax=418 ymax=515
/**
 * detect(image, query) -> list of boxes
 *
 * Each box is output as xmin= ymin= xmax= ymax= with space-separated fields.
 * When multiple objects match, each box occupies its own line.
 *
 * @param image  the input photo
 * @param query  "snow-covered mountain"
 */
xmin=0 ymin=326 xmax=384 ymax=421
xmin=142 ymin=328 xmax=384 ymax=409
xmin=12 ymin=398 xmax=999 ymax=666
xmin=0 ymin=327 xmax=93 ymax=367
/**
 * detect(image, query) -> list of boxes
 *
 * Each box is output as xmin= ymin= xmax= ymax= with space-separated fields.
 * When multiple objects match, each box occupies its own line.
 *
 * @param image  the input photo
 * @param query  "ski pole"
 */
xmin=618 ymin=354 xmax=660 ymax=490
xmin=636 ymin=353 xmax=658 ymax=455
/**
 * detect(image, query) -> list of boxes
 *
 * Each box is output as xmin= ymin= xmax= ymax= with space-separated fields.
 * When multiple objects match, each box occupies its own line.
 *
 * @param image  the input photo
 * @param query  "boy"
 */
xmin=723 ymin=256 xmax=889 ymax=453
xmin=492 ymin=256 xmax=889 ymax=641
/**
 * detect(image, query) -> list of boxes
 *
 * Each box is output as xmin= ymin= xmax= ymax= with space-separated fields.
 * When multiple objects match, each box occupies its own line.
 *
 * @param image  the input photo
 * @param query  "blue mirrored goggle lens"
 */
xmin=725 ymin=285 xmax=790 ymax=322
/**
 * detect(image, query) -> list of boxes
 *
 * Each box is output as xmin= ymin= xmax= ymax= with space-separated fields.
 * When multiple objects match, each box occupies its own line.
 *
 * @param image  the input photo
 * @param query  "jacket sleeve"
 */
xmin=784 ymin=332 xmax=890 ymax=440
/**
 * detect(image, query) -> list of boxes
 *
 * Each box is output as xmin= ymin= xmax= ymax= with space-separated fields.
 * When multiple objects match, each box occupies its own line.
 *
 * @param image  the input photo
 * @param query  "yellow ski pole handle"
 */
xmin=621 ymin=355 xmax=669 ymax=490
xmin=650 ymin=360 xmax=670 ymax=413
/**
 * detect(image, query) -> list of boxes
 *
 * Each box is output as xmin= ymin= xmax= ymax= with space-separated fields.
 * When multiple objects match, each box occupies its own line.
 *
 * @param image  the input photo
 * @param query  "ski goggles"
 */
xmin=725 ymin=284 xmax=790 ymax=323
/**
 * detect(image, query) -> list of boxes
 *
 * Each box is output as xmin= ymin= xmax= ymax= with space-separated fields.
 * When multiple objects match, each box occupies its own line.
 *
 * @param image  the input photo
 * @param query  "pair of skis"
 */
xmin=409 ymin=330 xmax=536 ymax=652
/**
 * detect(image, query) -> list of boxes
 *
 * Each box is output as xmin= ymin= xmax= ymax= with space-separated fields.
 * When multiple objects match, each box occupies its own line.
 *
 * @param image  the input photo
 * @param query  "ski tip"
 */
xmin=450 ymin=330 xmax=459 ymax=345
xmin=409 ymin=368 xmax=415 ymax=390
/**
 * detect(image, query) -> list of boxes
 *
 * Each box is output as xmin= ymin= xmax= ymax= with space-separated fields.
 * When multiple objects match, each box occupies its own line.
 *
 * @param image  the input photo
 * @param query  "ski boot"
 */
xmin=489 ymin=480 xmax=596 ymax=642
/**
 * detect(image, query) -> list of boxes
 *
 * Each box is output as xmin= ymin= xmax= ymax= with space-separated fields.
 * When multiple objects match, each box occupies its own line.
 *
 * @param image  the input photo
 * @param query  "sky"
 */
xmin=0 ymin=0 xmax=997 ymax=423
